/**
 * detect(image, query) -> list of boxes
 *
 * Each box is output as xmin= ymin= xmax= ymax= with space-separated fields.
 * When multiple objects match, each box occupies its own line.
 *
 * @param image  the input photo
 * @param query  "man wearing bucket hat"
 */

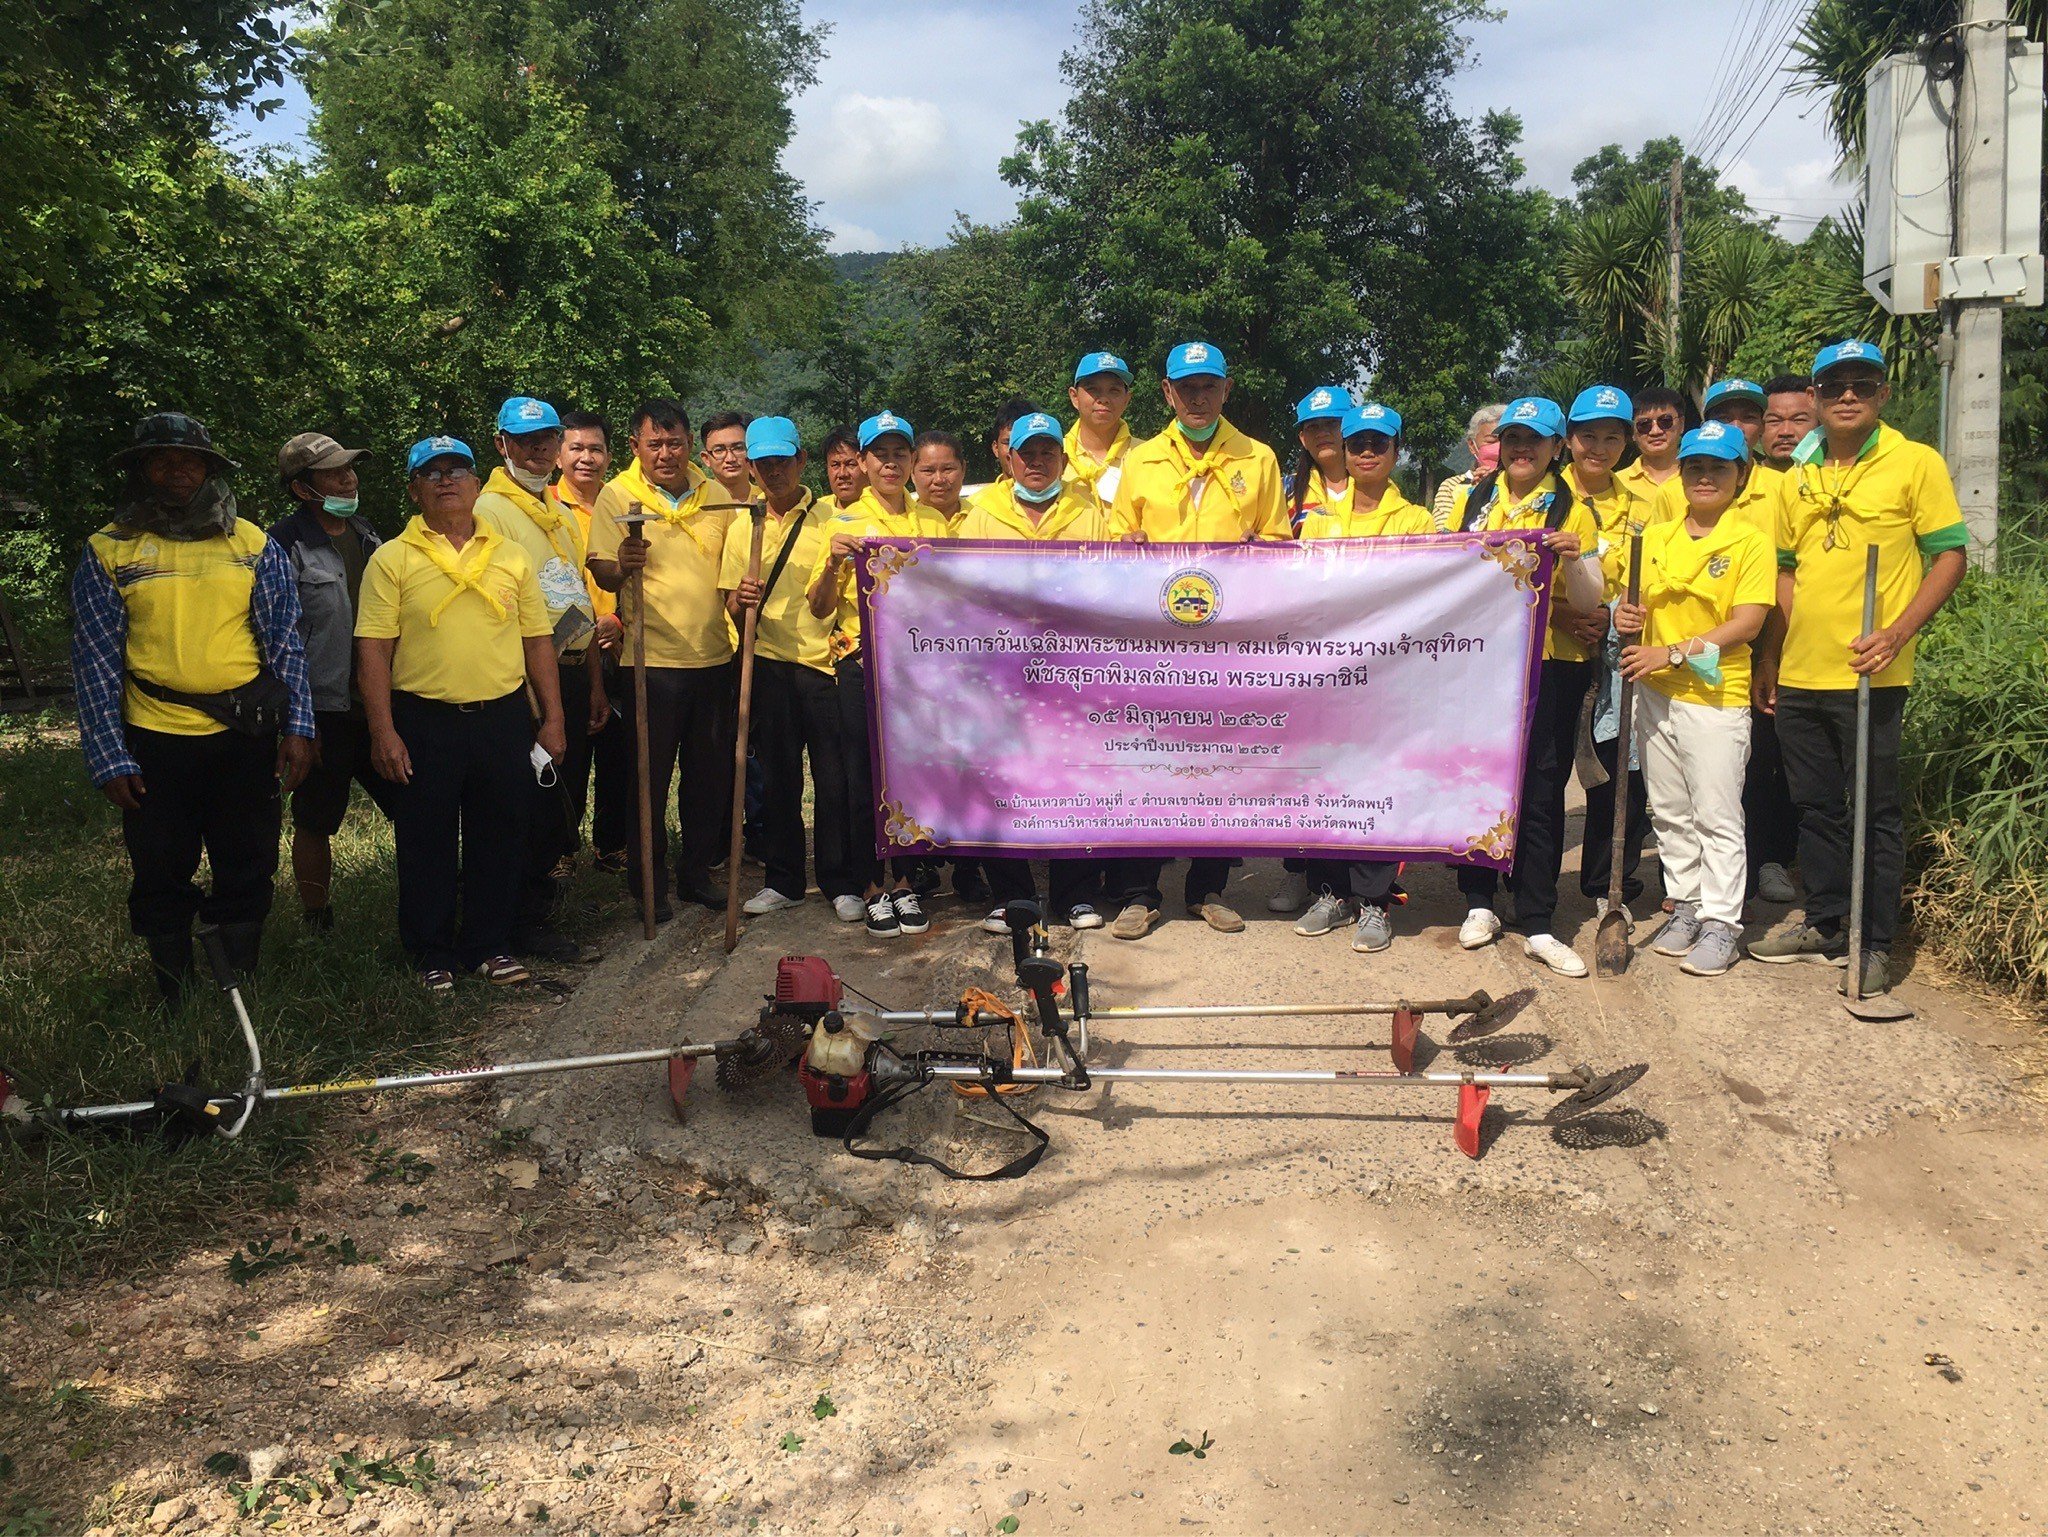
xmin=1750 ymin=340 xmax=1968 ymax=995
xmin=474 ymin=395 xmax=607 ymax=963
xmin=1066 ymin=351 xmax=1136 ymax=505
xmin=270 ymin=430 xmax=398 ymax=935
xmin=71 ymin=413 xmax=317 ymax=1007
xmin=1105 ymin=341 xmax=1290 ymax=941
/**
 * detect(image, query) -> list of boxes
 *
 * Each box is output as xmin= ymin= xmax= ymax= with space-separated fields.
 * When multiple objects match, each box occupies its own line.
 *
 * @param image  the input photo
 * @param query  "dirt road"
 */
xmin=9 ymin=841 xmax=2047 ymax=1536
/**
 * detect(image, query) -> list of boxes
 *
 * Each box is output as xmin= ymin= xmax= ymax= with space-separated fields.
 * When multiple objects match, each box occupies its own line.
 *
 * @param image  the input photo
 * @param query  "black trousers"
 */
xmin=122 ymin=726 xmax=281 ymax=938
xmin=754 ymin=658 xmax=853 ymax=901
xmin=1305 ymin=859 xmax=1398 ymax=910
xmin=1777 ymin=685 xmax=1907 ymax=949
xmin=983 ymin=858 xmax=1105 ymax=912
xmin=1744 ymin=705 xmax=1799 ymax=885
xmin=1458 ymin=658 xmax=1594 ymax=935
xmin=389 ymin=690 xmax=531 ymax=970
xmin=571 ymin=655 xmax=631 ymax=858
xmin=1579 ymin=731 xmax=1652 ymax=907
xmin=1107 ymin=857 xmax=1238 ymax=910
xmin=836 ymin=656 xmax=901 ymax=890
xmin=517 ymin=659 xmax=591 ymax=937
xmin=620 ymin=662 xmax=734 ymax=897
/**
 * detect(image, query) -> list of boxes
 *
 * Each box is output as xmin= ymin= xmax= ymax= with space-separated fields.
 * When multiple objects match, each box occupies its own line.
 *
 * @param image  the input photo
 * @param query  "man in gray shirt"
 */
xmin=269 ymin=431 xmax=397 ymax=932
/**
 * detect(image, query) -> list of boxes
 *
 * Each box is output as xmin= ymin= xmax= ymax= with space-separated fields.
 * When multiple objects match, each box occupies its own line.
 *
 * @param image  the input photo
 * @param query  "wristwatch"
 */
xmin=1667 ymin=644 xmax=1687 ymax=670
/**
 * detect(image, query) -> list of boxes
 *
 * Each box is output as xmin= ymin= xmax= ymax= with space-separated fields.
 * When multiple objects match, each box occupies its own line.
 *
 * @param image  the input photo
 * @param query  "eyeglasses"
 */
xmin=1816 ymin=375 xmax=1885 ymax=401
xmin=704 ymin=444 xmax=748 ymax=459
xmin=413 ymin=465 xmax=475 ymax=485
xmin=1634 ymin=413 xmax=1679 ymax=432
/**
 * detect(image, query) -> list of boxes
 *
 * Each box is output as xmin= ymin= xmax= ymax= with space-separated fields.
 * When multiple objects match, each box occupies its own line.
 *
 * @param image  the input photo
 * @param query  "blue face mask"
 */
xmin=1015 ymin=479 xmax=1064 ymax=505
xmin=322 ymin=495 xmax=359 ymax=516
xmin=1177 ymin=419 xmax=1220 ymax=443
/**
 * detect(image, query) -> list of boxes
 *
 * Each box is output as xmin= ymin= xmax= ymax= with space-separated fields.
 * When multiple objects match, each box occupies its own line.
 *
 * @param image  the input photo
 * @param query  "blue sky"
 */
xmin=235 ymin=0 xmax=1853 ymax=252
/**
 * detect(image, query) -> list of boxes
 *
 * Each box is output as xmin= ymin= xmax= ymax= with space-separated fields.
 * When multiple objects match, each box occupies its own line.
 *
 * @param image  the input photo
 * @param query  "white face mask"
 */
xmin=507 ymin=464 xmax=551 ymax=495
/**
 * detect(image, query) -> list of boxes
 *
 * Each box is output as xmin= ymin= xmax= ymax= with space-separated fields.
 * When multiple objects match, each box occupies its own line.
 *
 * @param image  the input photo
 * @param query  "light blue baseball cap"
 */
xmin=1340 ymin=403 xmax=1403 ymax=439
xmin=1703 ymin=377 xmax=1766 ymax=410
xmin=407 ymin=435 xmax=475 ymax=475
xmin=857 ymin=410 xmax=914 ymax=449
xmin=1073 ymin=350 xmax=1133 ymax=384
xmin=496 ymin=396 xmax=561 ymax=435
xmin=1499 ymin=396 xmax=1566 ymax=439
xmin=1165 ymin=341 xmax=1227 ymax=380
xmin=1812 ymin=339 xmax=1885 ymax=377
xmin=1008 ymin=411 xmax=1064 ymax=451
xmin=745 ymin=416 xmax=801 ymax=460
xmin=1294 ymin=385 xmax=1353 ymax=425
xmin=1678 ymin=422 xmax=1750 ymax=463
xmin=1568 ymin=385 xmax=1632 ymax=424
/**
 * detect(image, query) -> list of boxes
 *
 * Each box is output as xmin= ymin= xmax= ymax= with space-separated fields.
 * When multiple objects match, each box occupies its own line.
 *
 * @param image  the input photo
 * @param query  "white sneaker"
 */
xmin=1267 ymin=870 xmax=1311 ymax=913
xmin=1067 ymin=903 xmax=1105 ymax=931
xmin=981 ymin=907 xmax=1012 ymax=935
xmin=1524 ymin=933 xmax=1588 ymax=978
xmin=742 ymin=887 xmax=802 ymax=915
xmin=1758 ymin=862 xmax=1796 ymax=903
xmin=1458 ymin=908 xmax=1503 ymax=949
xmin=832 ymin=894 xmax=866 ymax=922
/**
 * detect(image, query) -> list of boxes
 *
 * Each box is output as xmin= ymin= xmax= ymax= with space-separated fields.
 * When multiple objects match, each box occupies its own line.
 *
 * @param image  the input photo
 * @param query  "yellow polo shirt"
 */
xmin=1445 ymin=474 xmax=1601 ymax=662
xmin=718 ymin=492 xmax=836 ymax=676
xmin=548 ymin=480 xmax=615 ymax=620
xmin=474 ymin=469 xmax=594 ymax=643
xmin=1615 ymin=459 xmax=1678 ymax=503
xmin=1298 ymin=482 xmax=1434 ymax=540
xmin=588 ymin=460 xmax=736 ymax=670
xmin=811 ymin=488 xmax=951 ymax=657
xmin=88 ymin=519 xmax=267 ymax=737
xmin=1109 ymin=419 xmax=1292 ymax=543
xmin=1651 ymin=460 xmax=1784 ymax=538
xmin=954 ymin=484 xmax=1112 ymax=542
xmin=1637 ymin=512 xmax=1776 ymax=710
xmin=1565 ymin=466 xmax=1655 ymax=602
xmin=1776 ymin=424 xmax=1967 ymax=690
xmin=355 ymin=517 xmax=550 ymax=704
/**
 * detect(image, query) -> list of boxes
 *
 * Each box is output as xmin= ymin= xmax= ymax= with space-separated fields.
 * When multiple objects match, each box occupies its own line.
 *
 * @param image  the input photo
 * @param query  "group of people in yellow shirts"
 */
xmin=75 ymin=337 xmax=1965 ymax=1003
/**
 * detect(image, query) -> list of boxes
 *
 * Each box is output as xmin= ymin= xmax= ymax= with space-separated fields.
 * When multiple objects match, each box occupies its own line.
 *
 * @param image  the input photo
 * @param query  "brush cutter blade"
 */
xmin=1447 ymin=988 xmax=1534 ymax=1044
xmin=714 ymin=1010 xmax=812 ymax=1092
xmin=1549 ymin=1062 xmax=1649 ymax=1121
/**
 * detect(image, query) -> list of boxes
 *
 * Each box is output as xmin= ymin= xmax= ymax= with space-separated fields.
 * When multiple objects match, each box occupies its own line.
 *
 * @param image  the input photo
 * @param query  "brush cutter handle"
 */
xmin=196 ymin=925 xmax=237 ymax=991
xmin=1016 ymin=956 xmax=1087 ymax=1089
xmin=1004 ymin=898 xmax=1044 ymax=976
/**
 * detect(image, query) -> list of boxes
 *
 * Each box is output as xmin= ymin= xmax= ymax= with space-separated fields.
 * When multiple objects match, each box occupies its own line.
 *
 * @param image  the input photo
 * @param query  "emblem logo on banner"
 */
xmin=1160 ymin=568 xmax=1221 ymax=627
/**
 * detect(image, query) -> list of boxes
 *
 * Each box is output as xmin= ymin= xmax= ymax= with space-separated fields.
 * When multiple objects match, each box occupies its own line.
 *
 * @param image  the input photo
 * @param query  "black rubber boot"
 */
xmin=144 ymin=931 xmax=195 ymax=1011
xmin=216 ymin=921 xmax=265 ymax=993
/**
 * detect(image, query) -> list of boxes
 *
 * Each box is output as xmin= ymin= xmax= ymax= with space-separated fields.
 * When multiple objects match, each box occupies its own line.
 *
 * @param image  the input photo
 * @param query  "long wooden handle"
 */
xmin=628 ymin=505 xmax=656 ymax=941
xmin=1606 ymin=531 xmax=1644 ymax=911
xmin=724 ymin=502 xmax=769 ymax=953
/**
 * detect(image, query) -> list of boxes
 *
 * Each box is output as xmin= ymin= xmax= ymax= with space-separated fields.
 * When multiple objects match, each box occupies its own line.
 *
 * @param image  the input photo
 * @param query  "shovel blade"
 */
xmin=1843 ymin=994 xmax=1915 ymax=1022
xmin=1593 ymin=912 xmax=1632 ymax=976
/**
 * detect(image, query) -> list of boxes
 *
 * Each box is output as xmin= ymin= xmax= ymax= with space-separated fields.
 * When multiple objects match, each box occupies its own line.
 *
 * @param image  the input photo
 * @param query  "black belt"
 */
xmin=391 ymin=688 xmax=523 ymax=714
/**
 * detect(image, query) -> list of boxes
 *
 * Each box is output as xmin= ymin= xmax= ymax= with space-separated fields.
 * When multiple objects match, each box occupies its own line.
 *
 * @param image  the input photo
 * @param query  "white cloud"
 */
xmin=810 ymin=93 xmax=954 ymax=202
xmin=822 ymin=216 xmax=889 ymax=253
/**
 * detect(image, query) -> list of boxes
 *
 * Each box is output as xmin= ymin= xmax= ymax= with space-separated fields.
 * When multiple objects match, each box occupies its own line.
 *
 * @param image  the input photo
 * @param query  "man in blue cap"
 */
xmin=1066 ymin=351 xmax=1135 ymax=506
xmin=474 ymin=395 xmax=608 ymax=962
xmin=1750 ymin=341 xmax=1968 ymax=995
xmin=72 ymin=412 xmax=317 ymax=1006
xmin=1105 ymin=341 xmax=1290 ymax=940
xmin=719 ymin=418 xmax=855 ymax=919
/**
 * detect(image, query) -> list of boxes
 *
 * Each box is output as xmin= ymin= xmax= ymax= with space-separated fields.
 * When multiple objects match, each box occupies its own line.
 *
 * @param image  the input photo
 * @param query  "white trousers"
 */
xmin=1636 ymin=689 xmax=1751 ymax=927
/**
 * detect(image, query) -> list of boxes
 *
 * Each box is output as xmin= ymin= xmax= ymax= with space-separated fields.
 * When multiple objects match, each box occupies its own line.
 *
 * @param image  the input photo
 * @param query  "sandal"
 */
xmin=419 ymin=967 xmax=456 ymax=993
xmin=475 ymin=955 xmax=531 ymax=985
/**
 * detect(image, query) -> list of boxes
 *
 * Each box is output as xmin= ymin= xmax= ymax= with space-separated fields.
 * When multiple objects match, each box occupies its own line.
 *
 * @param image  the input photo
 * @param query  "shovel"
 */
xmin=1594 ymin=531 xmax=1643 ymax=977
xmin=1844 ymin=543 xmax=1912 ymax=1022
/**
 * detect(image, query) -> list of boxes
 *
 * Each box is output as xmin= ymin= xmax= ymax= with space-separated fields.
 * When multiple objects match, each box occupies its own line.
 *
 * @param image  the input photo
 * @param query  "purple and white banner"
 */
xmin=854 ymin=534 xmax=1554 ymax=868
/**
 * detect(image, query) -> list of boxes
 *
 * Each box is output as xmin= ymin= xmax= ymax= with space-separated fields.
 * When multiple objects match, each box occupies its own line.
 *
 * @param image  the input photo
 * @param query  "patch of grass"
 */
xmin=0 ymin=709 xmax=631 ymax=1289
xmin=1904 ymin=535 xmax=2048 ymax=1000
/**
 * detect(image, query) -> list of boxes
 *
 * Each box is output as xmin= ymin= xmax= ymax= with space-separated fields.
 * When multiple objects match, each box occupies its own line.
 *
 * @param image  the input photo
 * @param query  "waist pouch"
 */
xmin=133 ymin=670 xmax=290 ymax=736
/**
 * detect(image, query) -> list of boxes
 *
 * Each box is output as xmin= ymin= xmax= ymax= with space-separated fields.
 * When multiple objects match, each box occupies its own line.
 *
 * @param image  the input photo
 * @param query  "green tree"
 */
xmin=997 ymin=0 xmax=1555 ymax=467
xmin=1567 ymin=137 xmax=1756 ymax=224
xmin=298 ymin=0 xmax=827 ymax=366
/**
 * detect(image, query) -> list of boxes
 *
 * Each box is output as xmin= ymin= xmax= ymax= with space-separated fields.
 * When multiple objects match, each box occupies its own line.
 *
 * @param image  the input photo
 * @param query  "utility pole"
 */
xmin=1945 ymin=0 xmax=2011 ymax=570
xmin=1666 ymin=157 xmax=1684 ymax=391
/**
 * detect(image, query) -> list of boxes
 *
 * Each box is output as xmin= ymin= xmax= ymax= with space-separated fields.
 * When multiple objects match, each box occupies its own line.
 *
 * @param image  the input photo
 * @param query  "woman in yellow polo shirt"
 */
xmin=806 ymin=411 xmax=951 ymax=939
xmin=1444 ymin=396 xmax=1606 ymax=978
xmin=355 ymin=436 xmax=562 ymax=990
xmin=1614 ymin=424 xmax=1774 ymax=978
xmin=1289 ymin=401 xmax=1434 ymax=955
